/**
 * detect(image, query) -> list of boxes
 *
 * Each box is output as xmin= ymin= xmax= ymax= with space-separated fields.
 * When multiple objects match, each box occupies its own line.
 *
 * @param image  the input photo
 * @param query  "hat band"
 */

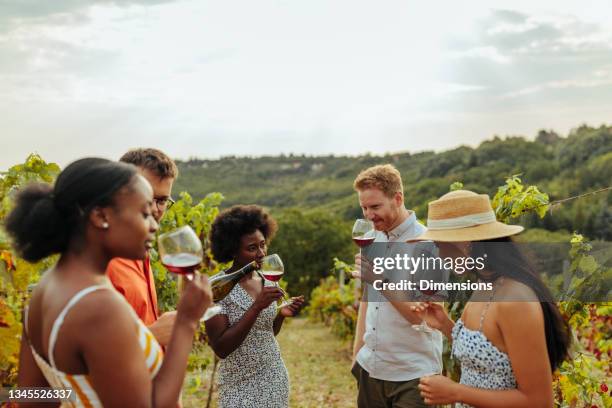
xmin=427 ymin=211 xmax=496 ymax=230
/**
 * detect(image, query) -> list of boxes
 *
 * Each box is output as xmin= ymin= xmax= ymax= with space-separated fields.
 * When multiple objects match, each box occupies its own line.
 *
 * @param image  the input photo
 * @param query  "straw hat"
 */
xmin=416 ymin=190 xmax=524 ymax=242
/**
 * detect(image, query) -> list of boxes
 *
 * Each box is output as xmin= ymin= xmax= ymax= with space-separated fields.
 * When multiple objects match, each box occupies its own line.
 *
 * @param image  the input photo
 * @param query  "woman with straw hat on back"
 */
xmin=411 ymin=190 xmax=570 ymax=408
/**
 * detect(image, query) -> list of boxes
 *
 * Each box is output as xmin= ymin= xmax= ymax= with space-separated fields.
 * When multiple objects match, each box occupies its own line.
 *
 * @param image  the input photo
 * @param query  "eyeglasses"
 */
xmin=154 ymin=196 xmax=175 ymax=210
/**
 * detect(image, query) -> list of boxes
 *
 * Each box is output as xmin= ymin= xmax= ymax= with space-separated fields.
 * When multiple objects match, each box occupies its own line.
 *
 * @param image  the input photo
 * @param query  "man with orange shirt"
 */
xmin=106 ymin=148 xmax=178 ymax=346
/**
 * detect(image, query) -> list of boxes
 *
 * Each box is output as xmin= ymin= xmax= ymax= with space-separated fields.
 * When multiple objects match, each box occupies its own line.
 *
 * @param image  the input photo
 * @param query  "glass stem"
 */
xmin=276 ymin=282 xmax=289 ymax=300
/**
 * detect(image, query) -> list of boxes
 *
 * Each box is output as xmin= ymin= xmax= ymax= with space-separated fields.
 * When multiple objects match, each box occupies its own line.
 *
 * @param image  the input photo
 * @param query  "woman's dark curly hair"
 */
xmin=210 ymin=205 xmax=278 ymax=263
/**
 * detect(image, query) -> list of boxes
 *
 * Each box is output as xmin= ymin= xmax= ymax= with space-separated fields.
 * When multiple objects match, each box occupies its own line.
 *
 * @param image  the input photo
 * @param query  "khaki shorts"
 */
xmin=351 ymin=362 xmax=434 ymax=408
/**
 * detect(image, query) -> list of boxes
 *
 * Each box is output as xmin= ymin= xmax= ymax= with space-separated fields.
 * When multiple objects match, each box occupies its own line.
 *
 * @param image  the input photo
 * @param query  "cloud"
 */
xmin=0 ymin=0 xmax=175 ymax=21
xmin=490 ymin=9 xmax=528 ymax=24
xmin=0 ymin=0 xmax=178 ymax=39
xmin=0 ymin=2 xmax=611 ymax=167
xmin=0 ymin=2 xmax=187 ymax=104
xmin=440 ymin=8 xmax=612 ymax=112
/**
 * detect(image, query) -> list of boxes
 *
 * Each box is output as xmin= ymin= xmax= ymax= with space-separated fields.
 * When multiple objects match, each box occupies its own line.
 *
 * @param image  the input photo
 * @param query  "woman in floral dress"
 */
xmin=205 ymin=205 xmax=305 ymax=408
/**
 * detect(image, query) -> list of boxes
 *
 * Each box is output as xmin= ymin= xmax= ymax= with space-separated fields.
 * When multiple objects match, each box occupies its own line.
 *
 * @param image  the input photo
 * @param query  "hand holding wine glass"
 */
xmin=158 ymin=225 xmax=221 ymax=321
xmin=176 ymin=273 xmax=213 ymax=323
xmin=418 ymin=374 xmax=461 ymax=405
xmin=252 ymin=286 xmax=285 ymax=311
xmin=279 ymin=295 xmax=305 ymax=317
xmin=351 ymin=219 xmax=376 ymax=285
xmin=159 ymin=226 xmax=203 ymax=276
xmin=351 ymin=252 xmax=377 ymax=284
xmin=411 ymin=263 xmax=449 ymax=333
xmin=260 ymin=254 xmax=294 ymax=308
xmin=425 ymin=302 xmax=451 ymax=333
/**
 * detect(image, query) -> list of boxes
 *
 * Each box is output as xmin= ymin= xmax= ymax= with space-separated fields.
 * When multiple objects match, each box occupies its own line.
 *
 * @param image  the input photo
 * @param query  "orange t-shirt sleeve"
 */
xmin=106 ymin=258 xmax=154 ymax=324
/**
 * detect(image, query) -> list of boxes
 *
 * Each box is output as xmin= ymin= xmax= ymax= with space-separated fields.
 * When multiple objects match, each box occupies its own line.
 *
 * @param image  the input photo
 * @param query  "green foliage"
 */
xmin=555 ymin=234 xmax=612 ymax=312
xmin=147 ymin=191 xmax=225 ymax=379
xmin=269 ymin=209 xmax=354 ymax=299
xmin=0 ymin=154 xmax=60 ymax=221
xmin=305 ymin=259 xmax=358 ymax=341
xmin=553 ymin=236 xmax=611 ymax=407
xmin=492 ymin=175 xmax=550 ymax=222
xmin=535 ymin=129 xmax=562 ymax=145
xmin=184 ymin=344 xmax=213 ymax=395
xmin=491 ymin=180 xmax=611 ymax=407
xmin=471 ymin=136 xmax=550 ymax=168
xmin=515 ymin=228 xmax=573 ymax=243
xmin=151 ymin=191 xmax=225 ymax=313
xmin=449 ymin=181 xmax=464 ymax=191
xmin=0 ymin=155 xmax=60 ymax=386
xmin=173 ymin=125 xmax=612 ymax=241
xmin=557 ymin=124 xmax=612 ymax=168
xmin=491 ymin=179 xmax=610 ymax=407
xmin=555 ymin=302 xmax=611 ymax=408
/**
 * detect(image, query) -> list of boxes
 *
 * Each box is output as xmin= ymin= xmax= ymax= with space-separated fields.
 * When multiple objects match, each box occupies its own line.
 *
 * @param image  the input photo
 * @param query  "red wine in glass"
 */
xmin=162 ymin=253 xmax=201 ymax=275
xmin=261 ymin=254 xmax=292 ymax=308
xmin=261 ymin=270 xmax=283 ymax=282
xmin=353 ymin=236 xmax=375 ymax=247
xmin=352 ymin=219 xmax=375 ymax=248
xmin=158 ymin=225 xmax=223 ymax=321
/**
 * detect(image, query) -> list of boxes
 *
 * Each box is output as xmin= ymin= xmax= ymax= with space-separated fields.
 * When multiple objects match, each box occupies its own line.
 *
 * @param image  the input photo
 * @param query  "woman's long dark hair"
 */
xmin=471 ymin=237 xmax=571 ymax=371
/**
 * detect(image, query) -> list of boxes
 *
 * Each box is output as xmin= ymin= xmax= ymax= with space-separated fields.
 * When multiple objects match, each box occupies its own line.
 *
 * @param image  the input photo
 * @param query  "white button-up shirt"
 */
xmin=356 ymin=211 xmax=444 ymax=381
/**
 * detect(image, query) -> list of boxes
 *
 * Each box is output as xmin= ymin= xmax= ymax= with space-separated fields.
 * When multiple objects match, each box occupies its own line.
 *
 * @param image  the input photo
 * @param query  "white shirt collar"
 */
xmin=384 ymin=211 xmax=416 ymax=240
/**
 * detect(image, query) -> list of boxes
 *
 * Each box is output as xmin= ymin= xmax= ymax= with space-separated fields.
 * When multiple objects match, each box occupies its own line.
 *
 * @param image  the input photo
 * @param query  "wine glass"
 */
xmin=411 ymin=291 xmax=439 ymax=333
xmin=158 ymin=226 xmax=220 ymax=321
xmin=411 ymin=255 xmax=449 ymax=333
xmin=260 ymin=254 xmax=292 ymax=309
xmin=352 ymin=219 xmax=375 ymax=290
xmin=352 ymin=219 xmax=375 ymax=247
xmin=411 ymin=286 xmax=446 ymax=375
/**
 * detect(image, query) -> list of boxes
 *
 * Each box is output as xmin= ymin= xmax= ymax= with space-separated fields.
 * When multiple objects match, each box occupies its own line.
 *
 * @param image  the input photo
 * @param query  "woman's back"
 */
xmin=24 ymin=270 xmax=163 ymax=407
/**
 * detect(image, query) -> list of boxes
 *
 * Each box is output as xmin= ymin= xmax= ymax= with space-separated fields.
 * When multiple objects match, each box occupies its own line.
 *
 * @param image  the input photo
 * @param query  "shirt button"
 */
xmin=375 ymin=306 xmax=379 ymax=310
xmin=373 ymin=327 xmax=376 ymax=331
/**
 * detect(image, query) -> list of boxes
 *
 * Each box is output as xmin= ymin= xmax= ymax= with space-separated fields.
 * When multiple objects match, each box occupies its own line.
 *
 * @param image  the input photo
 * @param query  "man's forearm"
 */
xmin=148 ymin=320 xmax=167 ymax=346
xmin=360 ymin=274 xmax=422 ymax=325
xmin=387 ymin=299 xmax=422 ymax=325
xmin=352 ymin=301 xmax=367 ymax=361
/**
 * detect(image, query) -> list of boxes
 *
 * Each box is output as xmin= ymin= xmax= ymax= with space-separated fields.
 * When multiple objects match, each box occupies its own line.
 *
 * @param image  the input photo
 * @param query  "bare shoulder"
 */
xmin=497 ymin=277 xmax=539 ymax=302
xmin=496 ymin=300 xmax=542 ymax=317
xmin=68 ymin=287 xmax=135 ymax=330
xmin=496 ymin=299 xmax=544 ymax=333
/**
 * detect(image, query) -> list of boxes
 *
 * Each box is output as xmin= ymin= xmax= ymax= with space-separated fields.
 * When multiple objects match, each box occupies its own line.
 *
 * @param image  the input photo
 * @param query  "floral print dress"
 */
xmin=451 ymin=298 xmax=517 ymax=408
xmin=216 ymin=278 xmax=290 ymax=408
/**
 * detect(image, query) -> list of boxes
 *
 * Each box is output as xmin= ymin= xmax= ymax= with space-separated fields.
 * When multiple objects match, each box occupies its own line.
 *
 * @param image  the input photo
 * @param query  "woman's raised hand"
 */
xmin=411 ymin=302 xmax=451 ymax=332
xmin=279 ymin=295 xmax=305 ymax=317
xmin=418 ymin=375 xmax=461 ymax=405
xmin=177 ymin=274 xmax=213 ymax=322
xmin=253 ymin=286 xmax=284 ymax=311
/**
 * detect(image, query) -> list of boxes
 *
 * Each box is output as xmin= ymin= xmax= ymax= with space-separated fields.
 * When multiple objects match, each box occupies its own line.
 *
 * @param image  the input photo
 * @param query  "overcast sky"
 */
xmin=1 ymin=0 xmax=611 ymax=168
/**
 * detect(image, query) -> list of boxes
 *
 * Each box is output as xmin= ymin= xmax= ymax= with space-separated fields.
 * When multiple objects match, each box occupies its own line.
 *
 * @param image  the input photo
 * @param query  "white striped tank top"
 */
xmin=25 ymin=284 xmax=163 ymax=407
